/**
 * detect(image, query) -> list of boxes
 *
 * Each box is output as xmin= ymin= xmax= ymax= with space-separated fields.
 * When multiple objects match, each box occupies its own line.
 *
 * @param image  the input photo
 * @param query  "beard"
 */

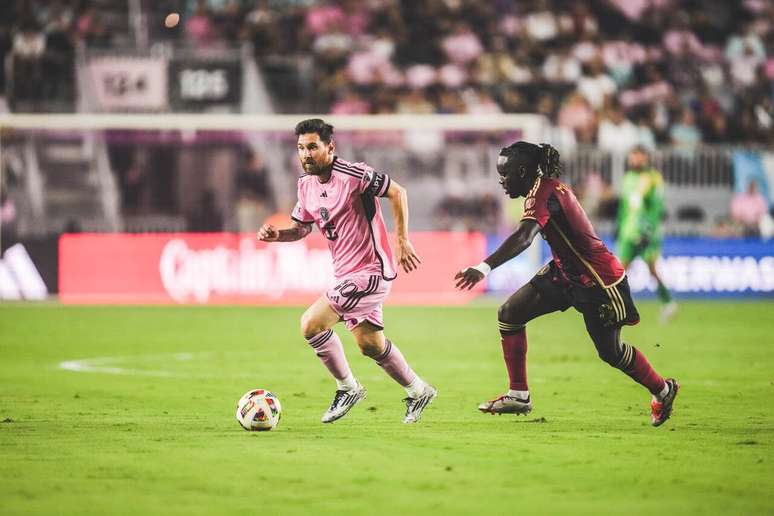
xmin=303 ymin=160 xmax=323 ymax=175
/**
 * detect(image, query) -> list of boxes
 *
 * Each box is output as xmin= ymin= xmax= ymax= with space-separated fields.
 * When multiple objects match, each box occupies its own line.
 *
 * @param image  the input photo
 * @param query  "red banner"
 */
xmin=59 ymin=232 xmax=486 ymax=305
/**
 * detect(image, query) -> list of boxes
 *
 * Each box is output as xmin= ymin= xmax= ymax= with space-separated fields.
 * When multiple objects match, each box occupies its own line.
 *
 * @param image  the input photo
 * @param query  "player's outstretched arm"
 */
xmin=386 ymin=179 xmax=421 ymax=273
xmin=257 ymin=221 xmax=312 ymax=242
xmin=455 ymin=220 xmax=541 ymax=290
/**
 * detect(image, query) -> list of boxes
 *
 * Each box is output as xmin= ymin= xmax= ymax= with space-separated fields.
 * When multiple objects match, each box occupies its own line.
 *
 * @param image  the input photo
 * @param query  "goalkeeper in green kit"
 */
xmin=616 ymin=146 xmax=677 ymax=323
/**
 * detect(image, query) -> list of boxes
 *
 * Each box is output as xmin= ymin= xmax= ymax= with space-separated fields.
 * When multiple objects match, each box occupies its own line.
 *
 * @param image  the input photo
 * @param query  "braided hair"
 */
xmin=538 ymin=143 xmax=562 ymax=179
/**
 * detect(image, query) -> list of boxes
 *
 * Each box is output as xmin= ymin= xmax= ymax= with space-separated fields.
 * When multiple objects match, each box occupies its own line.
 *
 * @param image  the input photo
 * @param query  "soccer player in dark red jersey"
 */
xmin=454 ymin=141 xmax=679 ymax=427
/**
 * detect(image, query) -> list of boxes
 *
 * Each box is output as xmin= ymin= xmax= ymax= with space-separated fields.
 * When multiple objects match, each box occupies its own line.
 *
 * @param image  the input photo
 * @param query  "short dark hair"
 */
xmin=295 ymin=118 xmax=335 ymax=144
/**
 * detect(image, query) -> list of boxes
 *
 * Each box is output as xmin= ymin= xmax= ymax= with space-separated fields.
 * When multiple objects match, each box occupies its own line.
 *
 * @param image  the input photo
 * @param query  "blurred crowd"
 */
xmin=204 ymin=0 xmax=774 ymax=147
xmin=286 ymin=0 xmax=774 ymax=147
xmin=2 ymin=0 xmax=772 ymax=147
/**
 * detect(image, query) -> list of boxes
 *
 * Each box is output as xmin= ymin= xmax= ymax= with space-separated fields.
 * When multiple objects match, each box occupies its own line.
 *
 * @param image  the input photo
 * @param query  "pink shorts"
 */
xmin=326 ymin=274 xmax=392 ymax=331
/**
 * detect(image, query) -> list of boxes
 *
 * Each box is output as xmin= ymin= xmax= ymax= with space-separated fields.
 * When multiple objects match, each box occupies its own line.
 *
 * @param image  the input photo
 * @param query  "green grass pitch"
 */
xmin=1 ymin=301 xmax=773 ymax=515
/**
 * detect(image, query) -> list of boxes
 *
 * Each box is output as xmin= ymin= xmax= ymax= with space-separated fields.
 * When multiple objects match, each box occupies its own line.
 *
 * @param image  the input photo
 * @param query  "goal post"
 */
xmin=0 ymin=113 xmax=549 ymax=136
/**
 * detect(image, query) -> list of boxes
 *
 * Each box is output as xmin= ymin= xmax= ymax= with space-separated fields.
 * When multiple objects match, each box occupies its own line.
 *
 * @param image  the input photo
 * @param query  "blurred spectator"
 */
xmin=597 ymin=106 xmax=639 ymax=153
xmin=42 ymin=2 xmax=75 ymax=102
xmin=437 ymin=88 xmax=465 ymax=114
xmin=304 ymin=1 xmax=345 ymax=37
xmin=601 ymin=37 xmax=646 ymax=86
xmin=243 ymin=0 xmax=278 ymax=56
xmin=563 ymin=2 xmax=599 ymax=39
xmin=185 ymin=1 xmax=216 ymax=48
xmin=477 ymin=38 xmax=533 ymax=86
xmin=441 ymin=22 xmax=483 ymax=65
xmin=396 ymin=88 xmax=435 ymax=114
xmin=571 ymin=33 xmax=600 ymax=64
xmin=75 ymin=4 xmax=97 ymax=40
xmin=217 ymin=1 xmax=243 ymax=45
xmin=619 ymin=65 xmax=674 ymax=110
xmin=558 ymin=92 xmax=596 ymax=139
xmin=725 ymin=22 xmax=766 ymax=61
xmin=577 ymin=59 xmax=617 ymax=109
xmin=330 ymin=89 xmax=370 ymax=114
xmin=669 ymin=108 xmax=703 ymax=151
xmin=462 ymin=88 xmax=502 ymax=115
xmin=609 ymin=0 xmax=670 ymax=22
xmin=11 ymin=21 xmax=45 ymax=102
xmin=312 ymin=18 xmax=353 ymax=67
xmin=635 ymin=113 xmax=657 ymax=150
xmin=730 ymin=180 xmax=769 ymax=236
xmin=404 ymin=64 xmax=436 ymax=90
xmin=524 ymin=0 xmax=560 ymax=42
xmin=705 ymin=112 xmax=731 ymax=142
xmin=663 ymin=12 xmax=714 ymax=60
xmin=542 ymin=48 xmax=582 ymax=84
xmin=438 ymin=63 xmax=467 ymax=89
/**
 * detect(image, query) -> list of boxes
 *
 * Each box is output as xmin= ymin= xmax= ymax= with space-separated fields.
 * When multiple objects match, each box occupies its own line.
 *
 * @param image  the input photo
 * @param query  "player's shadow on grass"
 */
xmin=512 ymin=417 xmax=548 ymax=424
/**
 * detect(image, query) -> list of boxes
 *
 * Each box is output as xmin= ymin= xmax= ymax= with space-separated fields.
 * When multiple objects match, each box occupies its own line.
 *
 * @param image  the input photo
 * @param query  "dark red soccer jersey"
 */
xmin=522 ymin=177 xmax=624 ymax=287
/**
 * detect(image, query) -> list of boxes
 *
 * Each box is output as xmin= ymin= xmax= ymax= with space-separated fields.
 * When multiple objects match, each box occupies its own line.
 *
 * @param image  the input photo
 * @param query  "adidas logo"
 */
xmin=0 ymin=244 xmax=48 ymax=300
xmin=320 ymin=191 xmax=328 ymax=197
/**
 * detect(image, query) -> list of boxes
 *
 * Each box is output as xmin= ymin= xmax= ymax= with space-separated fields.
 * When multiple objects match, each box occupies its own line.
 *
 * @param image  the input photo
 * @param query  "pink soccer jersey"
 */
xmin=291 ymin=156 xmax=397 ymax=281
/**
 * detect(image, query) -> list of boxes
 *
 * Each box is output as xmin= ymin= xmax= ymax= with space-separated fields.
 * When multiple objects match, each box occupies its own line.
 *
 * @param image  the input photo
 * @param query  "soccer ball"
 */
xmin=235 ymin=389 xmax=282 ymax=431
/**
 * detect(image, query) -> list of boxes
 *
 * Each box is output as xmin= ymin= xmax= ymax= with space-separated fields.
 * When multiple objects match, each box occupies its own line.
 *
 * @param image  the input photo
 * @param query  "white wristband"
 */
xmin=471 ymin=262 xmax=491 ymax=277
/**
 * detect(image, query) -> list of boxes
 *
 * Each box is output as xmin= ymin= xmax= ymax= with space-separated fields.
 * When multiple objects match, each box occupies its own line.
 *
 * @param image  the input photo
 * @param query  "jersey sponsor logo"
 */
xmin=319 ymin=208 xmax=338 ymax=241
xmin=322 ymin=222 xmax=338 ymax=241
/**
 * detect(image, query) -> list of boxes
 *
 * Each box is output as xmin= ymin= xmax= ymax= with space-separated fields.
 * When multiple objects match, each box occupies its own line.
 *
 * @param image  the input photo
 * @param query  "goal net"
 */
xmin=0 ymin=113 xmax=550 ymax=236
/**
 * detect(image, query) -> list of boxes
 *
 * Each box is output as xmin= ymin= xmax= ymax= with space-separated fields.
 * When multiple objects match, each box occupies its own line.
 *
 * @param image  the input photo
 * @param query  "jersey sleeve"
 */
xmin=357 ymin=166 xmax=391 ymax=197
xmin=290 ymin=183 xmax=314 ymax=224
xmin=521 ymin=178 xmax=552 ymax=228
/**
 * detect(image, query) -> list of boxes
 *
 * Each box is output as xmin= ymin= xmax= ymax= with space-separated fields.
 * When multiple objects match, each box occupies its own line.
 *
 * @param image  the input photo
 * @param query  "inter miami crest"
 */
xmin=320 ymin=207 xmax=330 ymax=221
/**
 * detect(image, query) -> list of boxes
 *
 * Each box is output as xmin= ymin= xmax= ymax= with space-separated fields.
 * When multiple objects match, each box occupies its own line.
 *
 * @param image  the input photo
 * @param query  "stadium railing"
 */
xmin=1 ymin=113 xmax=769 ymax=239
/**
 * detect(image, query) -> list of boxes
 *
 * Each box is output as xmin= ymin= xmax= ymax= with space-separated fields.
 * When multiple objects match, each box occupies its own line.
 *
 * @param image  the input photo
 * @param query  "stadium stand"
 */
xmin=0 ymin=0 xmax=772 ymax=237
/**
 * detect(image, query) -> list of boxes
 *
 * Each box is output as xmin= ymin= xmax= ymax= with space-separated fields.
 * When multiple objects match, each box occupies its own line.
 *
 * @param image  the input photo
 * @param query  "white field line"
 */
xmin=58 ymin=352 xmax=211 ymax=378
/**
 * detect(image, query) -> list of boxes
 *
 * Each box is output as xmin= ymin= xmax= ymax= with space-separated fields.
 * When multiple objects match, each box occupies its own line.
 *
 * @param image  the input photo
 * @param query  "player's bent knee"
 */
xmin=357 ymin=341 xmax=382 ymax=358
xmin=597 ymin=349 xmax=619 ymax=367
xmin=300 ymin=313 xmax=326 ymax=340
xmin=498 ymin=302 xmax=524 ymax=325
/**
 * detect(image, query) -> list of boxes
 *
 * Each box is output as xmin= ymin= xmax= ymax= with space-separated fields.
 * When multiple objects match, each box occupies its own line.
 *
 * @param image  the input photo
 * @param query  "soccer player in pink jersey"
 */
xmin=258 ymin=119 xmax=437 ymax=424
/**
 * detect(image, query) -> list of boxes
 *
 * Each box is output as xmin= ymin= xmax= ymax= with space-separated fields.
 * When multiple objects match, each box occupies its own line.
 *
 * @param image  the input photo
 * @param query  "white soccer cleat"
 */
xmin=478 ymin=394 xmax=532 ymax=415
xmin=402 ymin=384 xmax=438 ymax=424
xmin=660 ymin=301 xmax=678 ymax=324
xmin=321 ymin=384 xmax=367 ymax=423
